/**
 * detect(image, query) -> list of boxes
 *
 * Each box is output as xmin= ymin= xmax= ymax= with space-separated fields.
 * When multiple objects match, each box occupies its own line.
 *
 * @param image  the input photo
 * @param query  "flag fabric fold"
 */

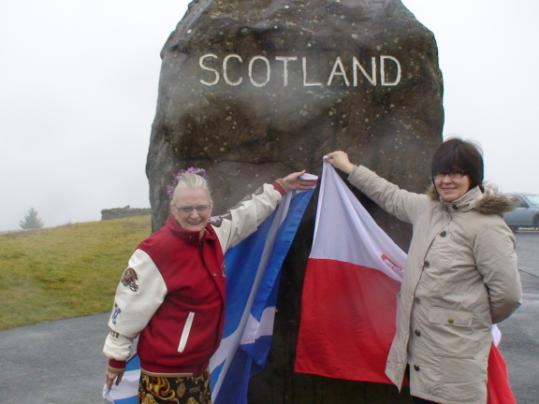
xmin=104 ymin=188 xmax=314 ymax=404
xmin=294 ymin=163 xmax=516 ymax=404
xmin=102 ymin=354 xmax=140 ymax=403
xmin=209 ymin=188 xmax=313 ymax=404
xmin=295 ymin=162 xmax=404 ymax=383
xmin=487 ymin=344 xmax=517 ymax=404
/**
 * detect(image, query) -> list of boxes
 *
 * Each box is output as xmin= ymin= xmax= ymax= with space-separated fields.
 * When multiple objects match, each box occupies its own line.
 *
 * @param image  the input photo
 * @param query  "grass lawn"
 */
xmin=0 ymin=215 xmax=151 ymax=330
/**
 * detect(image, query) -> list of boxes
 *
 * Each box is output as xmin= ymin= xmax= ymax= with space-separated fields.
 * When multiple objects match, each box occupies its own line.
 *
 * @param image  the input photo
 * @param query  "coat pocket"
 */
xmin=428 ymin=307 xmax=473 ymax=327
xmin=177 ymin=311 xmax=195 ymax=353
xmin=432 ymin=356 xmax=485 ymax=402
xmin=427 ymin=307 xmax=479 ymax=357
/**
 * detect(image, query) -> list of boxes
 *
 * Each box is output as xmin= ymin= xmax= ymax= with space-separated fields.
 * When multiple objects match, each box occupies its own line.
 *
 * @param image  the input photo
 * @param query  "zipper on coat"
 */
xmin=178 ymin=311 xmax=195 ymax=353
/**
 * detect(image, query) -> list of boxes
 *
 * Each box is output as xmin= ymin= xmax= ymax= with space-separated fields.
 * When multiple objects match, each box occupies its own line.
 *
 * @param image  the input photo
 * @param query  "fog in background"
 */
xmin=1 ymin=0 xmax=538 ymax=231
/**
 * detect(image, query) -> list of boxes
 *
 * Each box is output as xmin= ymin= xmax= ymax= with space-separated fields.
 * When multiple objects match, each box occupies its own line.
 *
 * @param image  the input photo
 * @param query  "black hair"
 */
xmin=431 ymin=138 xmax=484 ymax=191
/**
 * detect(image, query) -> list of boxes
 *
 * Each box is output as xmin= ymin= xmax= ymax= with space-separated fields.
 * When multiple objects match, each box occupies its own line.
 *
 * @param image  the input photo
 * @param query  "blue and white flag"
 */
xmin=209 ymin=188 xmax=314 ymax=404
xmin=103 ymin=188 xmax=314 ymax=404
xmin=102 ymin=354 xmax=140 ymax=404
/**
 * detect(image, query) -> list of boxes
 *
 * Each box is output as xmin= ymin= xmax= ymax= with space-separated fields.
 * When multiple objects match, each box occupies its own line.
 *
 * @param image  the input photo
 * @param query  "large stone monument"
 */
xmin=147 ymin=0 xmax=443 ymax=401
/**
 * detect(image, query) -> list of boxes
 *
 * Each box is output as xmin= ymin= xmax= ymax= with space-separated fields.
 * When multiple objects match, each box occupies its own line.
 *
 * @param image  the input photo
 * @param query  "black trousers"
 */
xmin=412 ymin=397 xmax=438 ymax=404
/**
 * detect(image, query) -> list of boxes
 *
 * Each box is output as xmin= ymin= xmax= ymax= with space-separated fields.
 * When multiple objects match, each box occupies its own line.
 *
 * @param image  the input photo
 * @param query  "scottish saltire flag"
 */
xmin=104 ymin=186 xmax=314 ymax=404
xmin=209 ymin=187 xmax=314 ymax=403
xmin=294 ymin=163 xmax=516 ymax=404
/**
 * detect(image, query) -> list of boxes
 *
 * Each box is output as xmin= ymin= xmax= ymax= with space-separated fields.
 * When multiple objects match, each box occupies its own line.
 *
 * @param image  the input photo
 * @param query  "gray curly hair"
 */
xmin=170 ymin=173 xmax=213 ymax=207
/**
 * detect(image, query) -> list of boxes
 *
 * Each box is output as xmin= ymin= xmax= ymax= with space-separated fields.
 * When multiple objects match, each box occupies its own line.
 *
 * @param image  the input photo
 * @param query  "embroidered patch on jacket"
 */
xmin=121 ymin=267 xmax=139 ymax=292
xmin=209 ymin=216 xmax=223 ymax=227
xmin=111 ymin=304 xmax=122 ymax=325
xmin=253 ymin=185 xmax=265 ymax=196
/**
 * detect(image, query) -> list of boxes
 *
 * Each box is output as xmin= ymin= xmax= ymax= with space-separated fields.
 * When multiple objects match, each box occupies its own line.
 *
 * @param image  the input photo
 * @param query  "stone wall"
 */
xmin=100 ymin=206 xmax=151 ymax=221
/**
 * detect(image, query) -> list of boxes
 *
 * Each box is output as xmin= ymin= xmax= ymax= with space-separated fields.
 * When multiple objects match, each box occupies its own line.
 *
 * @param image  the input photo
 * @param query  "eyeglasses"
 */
xmin=173 ymin=204 xmax=211 ymax=214
xmin=433 ymin=173 xmax=467 ymax=181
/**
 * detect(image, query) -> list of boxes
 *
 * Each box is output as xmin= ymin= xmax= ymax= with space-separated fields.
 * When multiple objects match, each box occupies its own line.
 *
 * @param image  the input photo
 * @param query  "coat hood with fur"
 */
xmin=427 ymin=184 xmax=516 ymax=215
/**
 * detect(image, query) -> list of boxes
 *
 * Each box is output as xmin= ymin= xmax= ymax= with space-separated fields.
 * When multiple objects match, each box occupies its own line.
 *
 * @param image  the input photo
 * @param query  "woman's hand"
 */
xmin=280 ymin=170 xmax=318 ymax=191
xmin=105 ymin=368 xmax=124 ymax=391
xmin=324 ymin=151 xmax=355 ymax=174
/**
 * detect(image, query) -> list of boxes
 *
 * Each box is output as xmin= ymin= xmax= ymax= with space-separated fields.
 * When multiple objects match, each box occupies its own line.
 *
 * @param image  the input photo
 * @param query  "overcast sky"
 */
xmin=1 ymin=0 xmax=538 ymax=231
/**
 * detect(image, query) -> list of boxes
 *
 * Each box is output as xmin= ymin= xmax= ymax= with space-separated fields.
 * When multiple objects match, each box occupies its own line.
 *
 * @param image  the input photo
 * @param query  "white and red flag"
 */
xmin=294 ymin=163 xmax=516 ymax=404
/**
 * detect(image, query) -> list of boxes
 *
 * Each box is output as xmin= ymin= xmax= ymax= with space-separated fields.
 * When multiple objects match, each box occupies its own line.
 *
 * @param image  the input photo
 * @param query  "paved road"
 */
xmin=0 ymin=312 xmax=109 ymax=403
xmin=512 ymin=230 xmax=539 ymax=276
xmin=498 ymin=231 xmax=539 ymax=403
xmin=1 ymin=233 xmax=538 ymax=403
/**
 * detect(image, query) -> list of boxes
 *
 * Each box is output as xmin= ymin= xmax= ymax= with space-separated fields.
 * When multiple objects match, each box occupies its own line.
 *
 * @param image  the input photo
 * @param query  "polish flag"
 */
xmin=294 ymin=163 xmax=516 ymax=403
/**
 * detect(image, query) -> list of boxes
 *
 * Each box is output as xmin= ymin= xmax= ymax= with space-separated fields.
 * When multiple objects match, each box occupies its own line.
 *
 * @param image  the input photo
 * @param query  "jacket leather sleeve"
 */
xmin=213 ymin=183 xmax=283 ymax=253
xmin=347 ymin=165 xmax=429 ymax=224
xmin=473 ymin=222 xmax=523 ymax=323
xmin=102 ymin=249 xmax=167 ymax=361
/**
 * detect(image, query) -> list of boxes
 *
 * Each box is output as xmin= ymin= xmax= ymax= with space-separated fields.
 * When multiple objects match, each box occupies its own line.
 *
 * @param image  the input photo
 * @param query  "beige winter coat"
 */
xmin=348 ymin=165 xmax=522 ymax=404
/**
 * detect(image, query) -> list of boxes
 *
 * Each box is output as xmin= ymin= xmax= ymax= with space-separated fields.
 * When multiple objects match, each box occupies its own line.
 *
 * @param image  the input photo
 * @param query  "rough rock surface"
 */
xmin=147 ymin=0 xmax=443 ymax=401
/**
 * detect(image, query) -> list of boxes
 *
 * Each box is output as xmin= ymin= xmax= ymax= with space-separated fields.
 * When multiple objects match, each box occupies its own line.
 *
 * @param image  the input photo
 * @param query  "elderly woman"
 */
xmin=326 ymin=138 xmax=522 ymax=404
xmin=103 ymin=169 xmax=316 ymax=403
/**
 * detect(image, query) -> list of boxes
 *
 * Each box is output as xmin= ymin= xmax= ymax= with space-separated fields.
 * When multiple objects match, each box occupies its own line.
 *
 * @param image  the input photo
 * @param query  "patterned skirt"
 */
xmin=138 ymin=370 xmax=211 ymax=404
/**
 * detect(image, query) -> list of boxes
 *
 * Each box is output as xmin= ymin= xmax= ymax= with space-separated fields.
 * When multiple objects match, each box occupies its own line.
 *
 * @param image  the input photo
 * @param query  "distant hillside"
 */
xmin=0 ymin=215 xmax=151 ymax=330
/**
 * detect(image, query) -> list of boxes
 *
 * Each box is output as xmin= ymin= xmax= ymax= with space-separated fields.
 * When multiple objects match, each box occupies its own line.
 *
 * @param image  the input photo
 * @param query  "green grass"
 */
xmin=0 ymin=215 xmax=151 ymax=330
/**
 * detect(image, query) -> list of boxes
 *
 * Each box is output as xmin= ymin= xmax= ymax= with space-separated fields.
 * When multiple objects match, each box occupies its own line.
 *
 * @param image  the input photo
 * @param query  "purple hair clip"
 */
xmin=166 ymin=166 xmax=207 ymax=197
xmin=182 ymin=166 xmax=207 ymax=178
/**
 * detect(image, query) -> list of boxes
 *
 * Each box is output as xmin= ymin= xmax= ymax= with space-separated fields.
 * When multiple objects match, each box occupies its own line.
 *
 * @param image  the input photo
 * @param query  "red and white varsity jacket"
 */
xmin=103 ymin=183 xmax=284 ymax=375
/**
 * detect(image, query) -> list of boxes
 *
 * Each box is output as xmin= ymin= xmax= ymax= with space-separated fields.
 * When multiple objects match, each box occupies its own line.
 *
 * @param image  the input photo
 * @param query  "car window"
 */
xmin=524 ymin=194 xmax=539 ymax=206
xmin=510 ymin=195 xmax=526 ymax=208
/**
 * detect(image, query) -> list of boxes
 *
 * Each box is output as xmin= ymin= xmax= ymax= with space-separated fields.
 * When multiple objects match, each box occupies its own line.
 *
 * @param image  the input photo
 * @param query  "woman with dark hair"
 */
xmin=325 ymin=138 xmax=522 ymax=404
